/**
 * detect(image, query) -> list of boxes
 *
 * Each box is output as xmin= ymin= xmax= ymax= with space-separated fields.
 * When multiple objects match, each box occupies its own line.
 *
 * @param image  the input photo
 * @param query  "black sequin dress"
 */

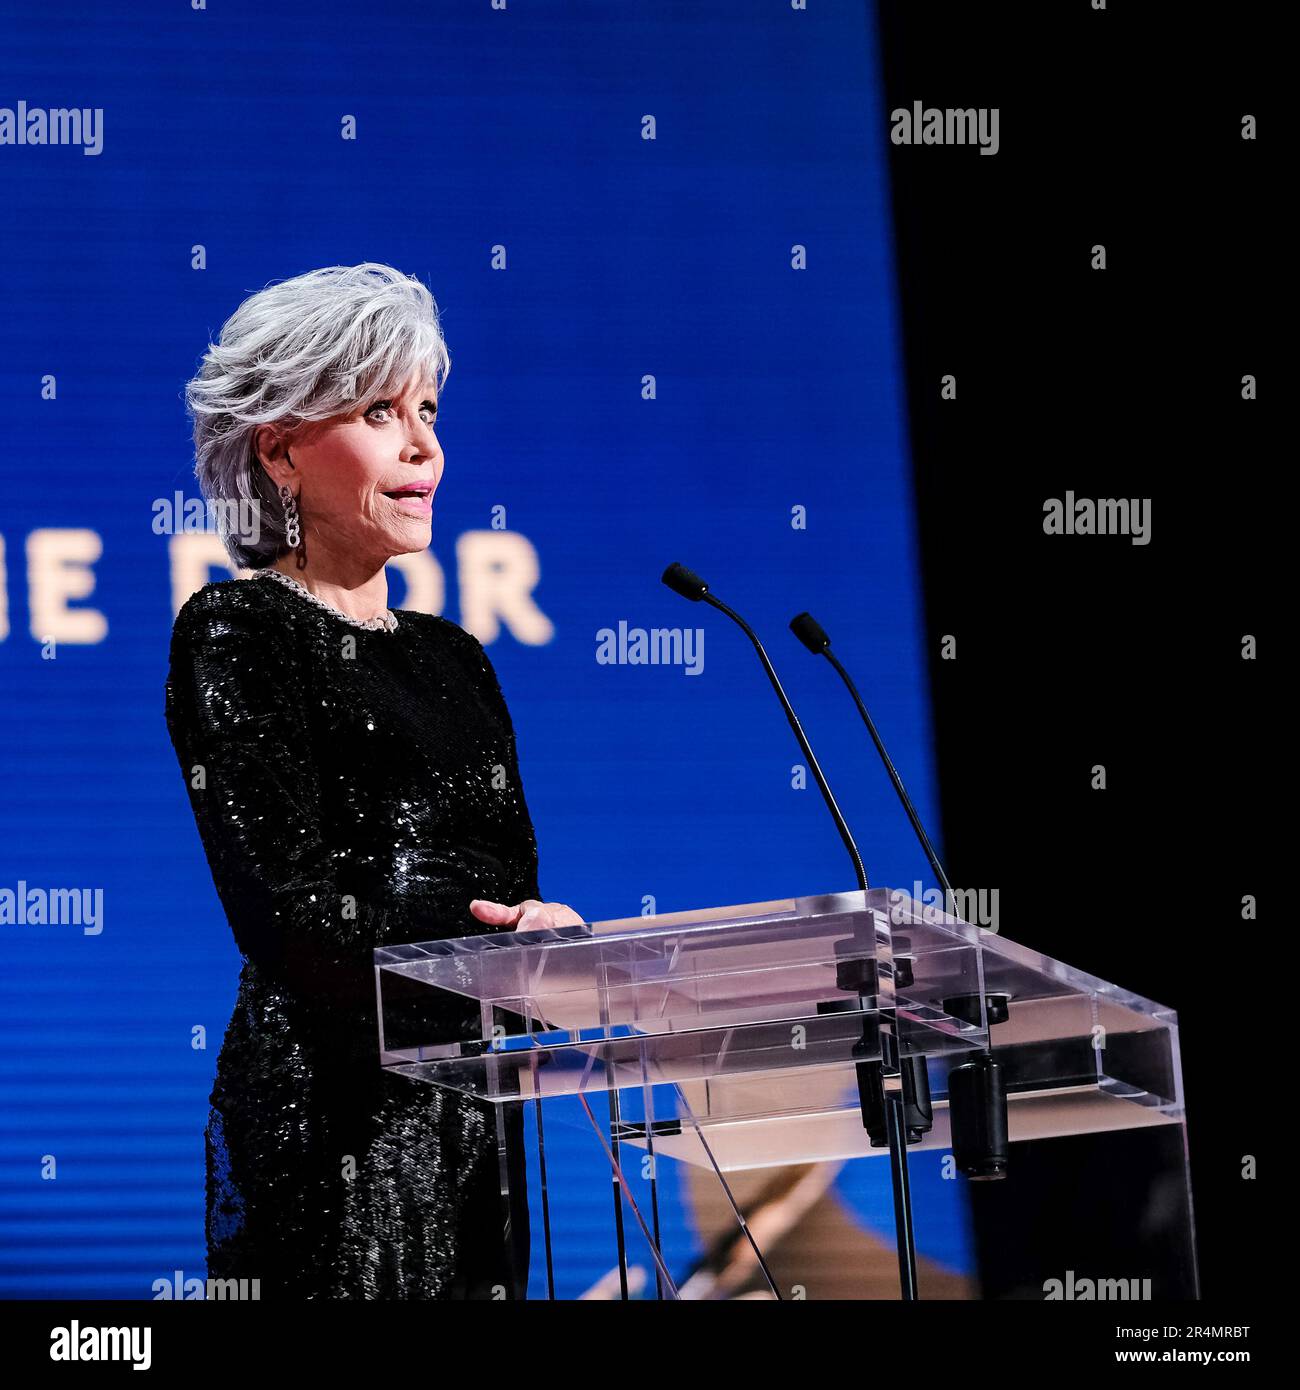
xmin=164 ymin=574 xmax=540 ymax=1299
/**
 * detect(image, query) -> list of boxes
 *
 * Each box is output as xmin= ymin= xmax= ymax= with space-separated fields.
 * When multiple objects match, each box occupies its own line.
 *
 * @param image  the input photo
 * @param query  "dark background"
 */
xmin=875 ymin=0 xmax=1268 ymax=1299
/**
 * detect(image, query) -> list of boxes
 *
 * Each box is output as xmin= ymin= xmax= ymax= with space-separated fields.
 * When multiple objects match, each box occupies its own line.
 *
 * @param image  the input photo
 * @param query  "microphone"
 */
xmin=661 ymin=563 xmax=868 ymax=894
xmin=661 ymin=561 xmax=709 ymax=602
xmin=790 ymin=611 xmax=952 ymax=902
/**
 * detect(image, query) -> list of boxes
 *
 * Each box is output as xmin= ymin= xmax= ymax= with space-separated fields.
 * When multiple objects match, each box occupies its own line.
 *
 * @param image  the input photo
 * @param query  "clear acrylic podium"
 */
xmin=374 ymin=889 xmax=1197 ymax=1300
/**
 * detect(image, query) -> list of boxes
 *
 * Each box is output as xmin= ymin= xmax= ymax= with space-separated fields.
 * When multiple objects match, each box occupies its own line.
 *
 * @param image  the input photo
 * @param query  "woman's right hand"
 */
xmin=469 ymin=898 xmax=584 ymax=932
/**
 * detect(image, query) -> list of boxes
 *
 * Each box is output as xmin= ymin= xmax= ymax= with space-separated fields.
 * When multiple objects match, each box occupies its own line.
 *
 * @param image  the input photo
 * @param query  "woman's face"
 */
xmin=269 ymin=370 xmax=444 ymax=566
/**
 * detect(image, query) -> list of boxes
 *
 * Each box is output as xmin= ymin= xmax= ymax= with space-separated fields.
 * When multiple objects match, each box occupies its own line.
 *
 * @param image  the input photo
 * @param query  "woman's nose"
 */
xmin=405 ymin=418 xmax=440 ymax=461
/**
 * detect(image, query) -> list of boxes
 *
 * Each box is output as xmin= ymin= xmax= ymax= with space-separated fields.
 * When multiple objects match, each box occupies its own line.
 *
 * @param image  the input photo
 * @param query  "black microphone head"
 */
xmin=790 ymin=611 xmax=831 ymax=654
xmin=661 ymin=562 xmax=709 ymax=601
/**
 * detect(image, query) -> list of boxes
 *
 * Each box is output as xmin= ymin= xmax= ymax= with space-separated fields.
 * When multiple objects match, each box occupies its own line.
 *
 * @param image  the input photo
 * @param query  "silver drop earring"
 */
xmin=279 ymin=483 xmax=301 ymax=550
xmin=278 ymin=449 xmax=307 ymax=569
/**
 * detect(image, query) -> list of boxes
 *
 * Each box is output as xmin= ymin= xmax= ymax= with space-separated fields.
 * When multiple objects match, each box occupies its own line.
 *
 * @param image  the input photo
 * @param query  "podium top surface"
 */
xmin=373 ymin=888 xmax=1185 ymax=1136
xmin=375 ymin=890 xmax=890 ymax=961
xmin=375 ymin=887 xmax=1175 ymax=1027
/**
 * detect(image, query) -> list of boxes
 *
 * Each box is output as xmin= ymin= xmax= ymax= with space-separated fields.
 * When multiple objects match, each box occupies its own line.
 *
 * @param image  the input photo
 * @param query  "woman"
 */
xmin=165 ymin=262 xmax=580 ymax=1299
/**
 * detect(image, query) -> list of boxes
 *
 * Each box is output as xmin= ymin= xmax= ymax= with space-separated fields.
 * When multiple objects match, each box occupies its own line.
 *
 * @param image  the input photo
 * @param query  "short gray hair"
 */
xmin=185 ymin=262 xmax=452 ymax=569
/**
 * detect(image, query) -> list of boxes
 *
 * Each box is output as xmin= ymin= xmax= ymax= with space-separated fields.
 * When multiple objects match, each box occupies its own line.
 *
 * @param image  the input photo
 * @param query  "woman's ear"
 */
xmin=254 ymin=424 xmax=295 ymax=491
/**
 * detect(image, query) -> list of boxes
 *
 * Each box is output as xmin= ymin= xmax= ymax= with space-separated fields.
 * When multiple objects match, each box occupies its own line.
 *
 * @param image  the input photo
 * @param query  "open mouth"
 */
xmin=380 ymin=483 xmax=434 ymax=513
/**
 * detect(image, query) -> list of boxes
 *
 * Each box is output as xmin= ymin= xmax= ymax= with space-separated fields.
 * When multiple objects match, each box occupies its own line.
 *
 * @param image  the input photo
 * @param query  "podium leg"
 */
xmin=577 ymin=1090 xmax=682 ymax=1299
xmin=884 ymin=1084 xmax=919 ymax=1300
xmin=669 ymin=1082 xmax=783 ymax=1300
xmin=491 ymin=1099 xmax=532 ymax=1300
xmin=531 ymin=1091 xmax=557 ymax=1301
xmin=606 ymin=1088 xmax=631 ymax=1300
xmin=640 ymin=1075 xmax=667 ymax=1300
xmin=854 ymin=1031 xmax=921 ymax=1298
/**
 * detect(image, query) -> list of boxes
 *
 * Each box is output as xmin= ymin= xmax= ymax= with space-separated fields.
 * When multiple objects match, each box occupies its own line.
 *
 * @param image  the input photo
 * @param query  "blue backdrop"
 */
xmin=0 ymin=0 xmax=967 ymax=1297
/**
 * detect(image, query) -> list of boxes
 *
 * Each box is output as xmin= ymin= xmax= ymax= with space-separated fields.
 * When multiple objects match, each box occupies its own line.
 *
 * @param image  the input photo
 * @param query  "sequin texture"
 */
xmin=164 ymin=576 xmax=541 ymax=1298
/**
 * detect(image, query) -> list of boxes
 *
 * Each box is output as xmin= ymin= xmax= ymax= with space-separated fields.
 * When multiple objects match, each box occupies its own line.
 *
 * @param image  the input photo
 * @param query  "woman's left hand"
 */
xmin=469 ymin=898 xmax=585 ymax=932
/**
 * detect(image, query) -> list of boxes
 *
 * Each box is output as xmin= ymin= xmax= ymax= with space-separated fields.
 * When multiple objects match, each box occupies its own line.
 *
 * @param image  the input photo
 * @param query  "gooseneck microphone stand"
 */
xmin=662 ymin=562 xmax=920 ymax=1299
xmin=791 ymin=612 xmax=952 ymax=901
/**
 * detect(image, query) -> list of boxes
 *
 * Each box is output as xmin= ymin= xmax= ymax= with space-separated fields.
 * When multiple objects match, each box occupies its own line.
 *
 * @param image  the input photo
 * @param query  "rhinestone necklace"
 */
xmin=254 ymin=567 xmax=399 ymax=633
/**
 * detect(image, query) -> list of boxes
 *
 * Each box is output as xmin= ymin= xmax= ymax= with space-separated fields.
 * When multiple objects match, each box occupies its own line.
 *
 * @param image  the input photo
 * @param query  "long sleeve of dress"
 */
xmin=166 ymin=591 xmax=400 ymax=1004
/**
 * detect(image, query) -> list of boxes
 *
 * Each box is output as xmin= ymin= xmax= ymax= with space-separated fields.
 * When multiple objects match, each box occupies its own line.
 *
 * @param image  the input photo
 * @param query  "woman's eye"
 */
xmin=365 ymin=400 xmax=437 ymax=425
